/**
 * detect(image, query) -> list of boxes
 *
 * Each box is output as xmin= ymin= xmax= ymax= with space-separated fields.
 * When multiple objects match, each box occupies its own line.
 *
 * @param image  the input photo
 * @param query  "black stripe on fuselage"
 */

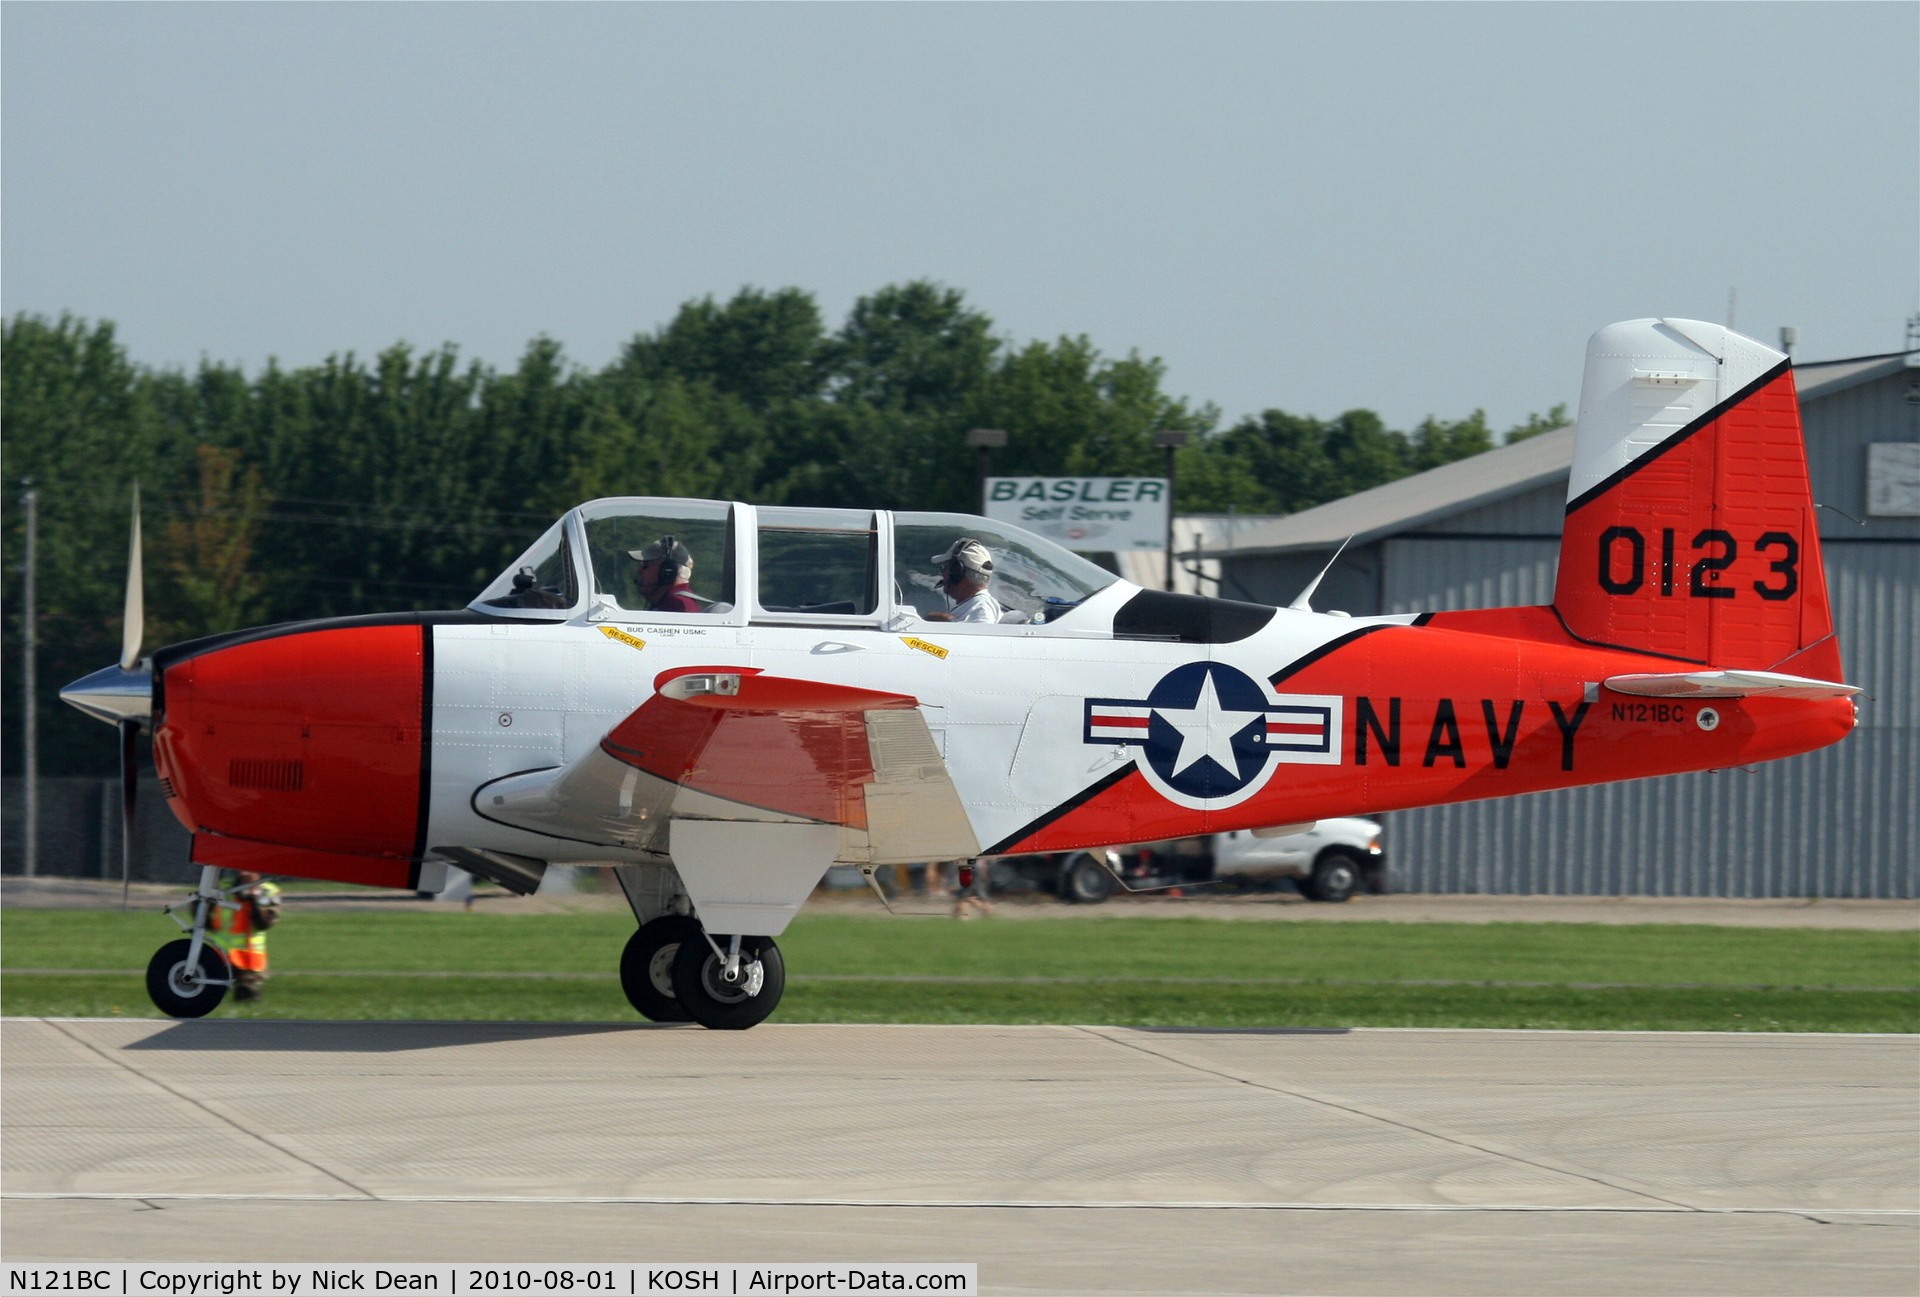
xmin=1544 ymin=603 xmax=1709 ymax=665
xmin=1564 ymin=357 xmax=1792 ymax=516
xmin=408 ymin=623 xmax=436 ymax=887
xmin=983 ymin=764 xmax=1137 ymax=857
xmin=1267 ymin=624 xmax=1401 ymax=687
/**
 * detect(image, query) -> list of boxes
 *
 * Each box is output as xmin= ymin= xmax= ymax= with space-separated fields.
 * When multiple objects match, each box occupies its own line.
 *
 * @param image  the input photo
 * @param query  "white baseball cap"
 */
xmin=931 ymin=538 xmax=993 ymax=576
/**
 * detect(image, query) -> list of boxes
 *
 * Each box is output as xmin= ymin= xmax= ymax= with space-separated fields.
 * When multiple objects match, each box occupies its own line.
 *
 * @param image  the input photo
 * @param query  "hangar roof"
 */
xmin=1793 ymin=350 xmax=1917 ymax=400
xmin=1191 ymin=349 xmax=1917 ymax=559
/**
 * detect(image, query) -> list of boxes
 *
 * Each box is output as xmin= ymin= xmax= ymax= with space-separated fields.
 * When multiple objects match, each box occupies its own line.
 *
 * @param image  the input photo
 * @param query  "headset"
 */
xmin=940 ymin=540 xmax=992 ymax=593
xmin=649 ymin=534 xmax=683 ymax=587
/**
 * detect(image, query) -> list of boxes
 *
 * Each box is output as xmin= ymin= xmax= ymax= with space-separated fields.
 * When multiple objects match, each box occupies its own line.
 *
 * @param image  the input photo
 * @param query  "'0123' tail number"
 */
xmin=1597 ymin=527 xmax=1798 ymax=601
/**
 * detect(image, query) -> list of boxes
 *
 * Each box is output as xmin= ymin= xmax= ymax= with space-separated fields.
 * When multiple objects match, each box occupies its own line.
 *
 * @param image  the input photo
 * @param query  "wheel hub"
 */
xmin=167 ymin=962 xmax=204 ymax=997
xmin=648 ymin=944 xmax=678 ymax=995
xmin=702 ymin=954 xmax=764 ymax=1003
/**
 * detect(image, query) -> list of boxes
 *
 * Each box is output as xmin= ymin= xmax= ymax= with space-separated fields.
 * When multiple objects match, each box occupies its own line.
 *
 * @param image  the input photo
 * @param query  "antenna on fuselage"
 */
xmin=1288 ymin=536 xmax=1352 ymax=613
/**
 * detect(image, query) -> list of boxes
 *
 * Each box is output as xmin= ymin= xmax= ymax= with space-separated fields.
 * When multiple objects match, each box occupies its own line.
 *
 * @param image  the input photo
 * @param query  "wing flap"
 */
xmin=472 ymin=669 xmax=978 ymax=863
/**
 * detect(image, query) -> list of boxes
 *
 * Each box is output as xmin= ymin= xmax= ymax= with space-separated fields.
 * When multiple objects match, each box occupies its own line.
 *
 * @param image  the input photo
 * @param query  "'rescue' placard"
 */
xmin=984 ymin=477 xmax=1168 ymax=552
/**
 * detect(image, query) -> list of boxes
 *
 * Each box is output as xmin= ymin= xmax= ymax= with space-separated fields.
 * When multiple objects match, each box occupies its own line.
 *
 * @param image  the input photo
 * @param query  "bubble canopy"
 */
xmin=471 ymin=499 xmax=1121 ymax=627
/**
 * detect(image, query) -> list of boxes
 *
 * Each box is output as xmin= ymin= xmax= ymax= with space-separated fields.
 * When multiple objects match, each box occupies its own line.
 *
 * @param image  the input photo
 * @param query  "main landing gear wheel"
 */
xmin=620 ymin=915 xmax=700 ymax=1022
xmin=670 ymin=932 xmax=785 ymax=1031
xmin=145 ymin=939 xmax=231 ymax=1018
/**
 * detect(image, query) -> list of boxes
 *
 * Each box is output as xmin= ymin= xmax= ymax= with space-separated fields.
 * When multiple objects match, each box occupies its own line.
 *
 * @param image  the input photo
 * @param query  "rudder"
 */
xmin=1552 ymin=318 xmax=1839 ymax=677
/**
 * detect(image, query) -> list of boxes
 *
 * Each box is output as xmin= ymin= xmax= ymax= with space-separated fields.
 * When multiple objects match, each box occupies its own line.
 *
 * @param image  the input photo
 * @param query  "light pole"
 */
xmin=19 ymin=482 xmax=37 ymax=878
xmin=1152 ymin=430 xmax=1189 ymax=591
xmin=966 ymin=428 xmax=1007 ymax=511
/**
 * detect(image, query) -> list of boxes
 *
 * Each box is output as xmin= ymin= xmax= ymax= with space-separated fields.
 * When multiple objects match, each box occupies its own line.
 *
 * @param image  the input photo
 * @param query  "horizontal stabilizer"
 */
xmin=1604 ymin=669 xmax=1860 ymax=700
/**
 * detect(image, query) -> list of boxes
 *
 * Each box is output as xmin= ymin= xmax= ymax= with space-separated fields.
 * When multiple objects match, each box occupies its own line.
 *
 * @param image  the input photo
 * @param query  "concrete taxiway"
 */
xmin=3 ymin=1019 xmax=1915 ymax=1295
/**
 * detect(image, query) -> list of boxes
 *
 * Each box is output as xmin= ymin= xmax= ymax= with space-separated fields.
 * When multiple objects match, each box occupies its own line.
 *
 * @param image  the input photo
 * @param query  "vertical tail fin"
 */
xmin=1552 ymin=318 xmax=1840 ymax=677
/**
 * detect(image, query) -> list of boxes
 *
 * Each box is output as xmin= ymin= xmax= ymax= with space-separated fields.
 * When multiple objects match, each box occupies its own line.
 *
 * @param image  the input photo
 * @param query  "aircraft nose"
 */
xmin=60 ymin=662 xmax=153 ymax=725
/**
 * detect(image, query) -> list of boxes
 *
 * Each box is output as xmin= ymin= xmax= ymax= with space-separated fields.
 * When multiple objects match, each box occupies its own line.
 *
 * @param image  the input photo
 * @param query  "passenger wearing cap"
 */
xmin=927 ymin=538 xmax=1002 ymax=624
xmin=630 ymin=535 xmax=701 ymax=614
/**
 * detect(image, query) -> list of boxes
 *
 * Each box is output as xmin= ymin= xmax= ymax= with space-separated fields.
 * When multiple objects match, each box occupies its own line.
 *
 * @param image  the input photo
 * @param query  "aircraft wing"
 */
xmin=1603 ymin=669 xmax=1860 ymax=700
xmin=472 ymin=667 xmax=981 ymax=865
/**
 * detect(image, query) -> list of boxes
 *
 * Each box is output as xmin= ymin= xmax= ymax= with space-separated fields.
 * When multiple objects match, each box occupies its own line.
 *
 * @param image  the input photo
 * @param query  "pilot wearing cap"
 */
xmin=927 ymin=538 xmax=1002 ymax=624
xmin=630 ymin=535 xmax=700 ymax=614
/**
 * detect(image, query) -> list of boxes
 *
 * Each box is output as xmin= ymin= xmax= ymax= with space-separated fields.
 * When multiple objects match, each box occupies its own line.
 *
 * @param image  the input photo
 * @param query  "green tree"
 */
xmin=1321 ymin=409 xmax=1410 ymax=496
xmin=1408 ymin=409 xmax=1495 ymax=471
xmin=1504 ymin=403 xmax=1572 ymax=443
xmin=1202 ymin=410 xmax=1338 ymax=514
xmin=827 ymin=280 xmax=995 ymax=412
xmin=152 ymin=444 xmax=271 ymax=644
xmin=622 ymin=287 xmax=828 ymax=412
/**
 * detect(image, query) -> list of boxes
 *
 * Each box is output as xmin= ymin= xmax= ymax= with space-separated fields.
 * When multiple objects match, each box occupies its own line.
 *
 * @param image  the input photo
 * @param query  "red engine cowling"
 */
xmin=152 ymin=624 xmax=428 ymax=888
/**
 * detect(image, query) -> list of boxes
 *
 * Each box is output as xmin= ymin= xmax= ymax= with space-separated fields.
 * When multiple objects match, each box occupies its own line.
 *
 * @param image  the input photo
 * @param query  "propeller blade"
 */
xmin=119 ymin=718 xmax=138 ymax=909
xmin=121 ymin=483 xmax=144 ymax=670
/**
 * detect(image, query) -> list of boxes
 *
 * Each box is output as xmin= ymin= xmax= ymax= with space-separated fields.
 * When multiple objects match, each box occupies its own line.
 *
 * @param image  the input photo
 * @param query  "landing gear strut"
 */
xmin=146 ymin=865 xmax=233 ymax=1017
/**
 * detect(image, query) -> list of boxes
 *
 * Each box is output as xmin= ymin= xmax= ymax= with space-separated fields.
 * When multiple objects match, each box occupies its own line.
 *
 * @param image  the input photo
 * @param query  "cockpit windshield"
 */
xmin=893 ymin=512 xmax=1118 ymax=625
xmin=473 ymin=517 xmax=579 ymax=613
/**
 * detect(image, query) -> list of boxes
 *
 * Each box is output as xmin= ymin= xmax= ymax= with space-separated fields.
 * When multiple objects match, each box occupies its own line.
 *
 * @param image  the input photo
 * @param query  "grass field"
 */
xmin=4 ymin=908 xmax=1915 ymax=1032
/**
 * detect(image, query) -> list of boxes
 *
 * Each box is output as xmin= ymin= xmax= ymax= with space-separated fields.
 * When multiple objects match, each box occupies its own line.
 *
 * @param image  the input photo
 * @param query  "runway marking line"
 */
xmin=1079 ymin=1024 xmax=1710 ymax=1212
xmin=33 ymin=1018 xmax=379 ymax=1201
xmin=3 ymin=1192 xmax=1913 ymax=1219
xmin=5 ymin=1015 xmax=1918 ymax=1039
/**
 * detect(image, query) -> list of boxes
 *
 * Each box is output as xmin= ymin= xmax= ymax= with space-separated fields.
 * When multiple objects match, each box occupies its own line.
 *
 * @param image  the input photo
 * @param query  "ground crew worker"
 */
xmin=213 ymin=870 xmax=282 ymax=1001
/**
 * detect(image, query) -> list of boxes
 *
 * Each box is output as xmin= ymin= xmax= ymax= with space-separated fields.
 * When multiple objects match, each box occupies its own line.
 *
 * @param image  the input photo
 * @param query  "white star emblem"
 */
xmin=1153 ymin=669 xmax=1263 ymax=778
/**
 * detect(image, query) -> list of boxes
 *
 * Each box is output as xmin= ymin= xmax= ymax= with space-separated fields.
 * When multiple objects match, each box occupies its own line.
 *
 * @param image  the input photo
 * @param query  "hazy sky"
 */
xmin=4 ymin=3 xmax=1915 ymax=434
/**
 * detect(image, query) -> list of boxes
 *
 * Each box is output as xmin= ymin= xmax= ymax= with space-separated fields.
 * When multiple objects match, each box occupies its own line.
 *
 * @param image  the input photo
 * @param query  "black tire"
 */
xmin=1305 ymin=850 xmax=1362 ymax=903
xmin=620 ymin=915 xmax=700 ymax=1022
xmin=1060 ymin=852 xmax=1115 ymax=905
xmin=145 ymin=939 xmax=230 ymax=1018
xmin=670 ymin=932 xmax=785 ymax=1031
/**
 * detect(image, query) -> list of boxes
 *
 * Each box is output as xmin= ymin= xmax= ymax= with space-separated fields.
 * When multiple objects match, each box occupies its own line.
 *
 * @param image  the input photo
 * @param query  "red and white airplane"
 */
xmin=62 ymin=319 xmax=1859 ymax=1028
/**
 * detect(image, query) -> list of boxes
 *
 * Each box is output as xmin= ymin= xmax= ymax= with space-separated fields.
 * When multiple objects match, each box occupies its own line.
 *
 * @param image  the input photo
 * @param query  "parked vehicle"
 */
xmin=1013 ymin=818 xmax=1385 ymax=904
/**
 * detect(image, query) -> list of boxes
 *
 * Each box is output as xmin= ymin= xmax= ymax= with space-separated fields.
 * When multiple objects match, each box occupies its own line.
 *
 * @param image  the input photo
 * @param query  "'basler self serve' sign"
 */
xmin=984 ymin=477 xmax=1169 ymax=552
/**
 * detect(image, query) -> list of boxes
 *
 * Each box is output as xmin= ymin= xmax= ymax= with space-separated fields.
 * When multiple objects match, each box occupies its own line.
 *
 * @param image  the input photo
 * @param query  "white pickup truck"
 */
xmin=1032 ymin=818 xmax=1386 ymax=905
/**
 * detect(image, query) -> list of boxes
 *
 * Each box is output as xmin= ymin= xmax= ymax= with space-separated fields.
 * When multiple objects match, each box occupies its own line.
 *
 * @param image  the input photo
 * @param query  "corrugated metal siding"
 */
xmin=1386 ymin=731 xmax=1915 ymax=898
xmin=1826 ymin=542 xmax=1918 ymax=729
xmin=1382 ymin=538 xmax=1559 ymax=613
xmin=1381 ymin=542 xmax=1919 ymax=898
xmin=1803 ymin=370 xmax=1920 ymax=540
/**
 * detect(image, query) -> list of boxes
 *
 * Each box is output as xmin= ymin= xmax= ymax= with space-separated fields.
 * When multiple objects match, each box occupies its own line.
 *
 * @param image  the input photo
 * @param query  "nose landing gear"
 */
xmin=145 ymin=865 xmax=234 ymax=1017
